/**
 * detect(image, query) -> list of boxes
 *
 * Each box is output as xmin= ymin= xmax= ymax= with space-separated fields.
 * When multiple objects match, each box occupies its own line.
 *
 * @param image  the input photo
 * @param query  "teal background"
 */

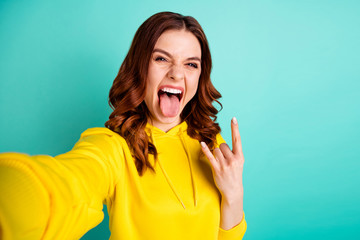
xmin=1 ymin=0 xmax=359 ymax=239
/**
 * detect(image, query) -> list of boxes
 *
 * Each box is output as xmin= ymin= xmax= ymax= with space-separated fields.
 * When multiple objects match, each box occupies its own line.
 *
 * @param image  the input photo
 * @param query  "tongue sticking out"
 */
xmin=159 ymin=93 xmax=180 ymax=118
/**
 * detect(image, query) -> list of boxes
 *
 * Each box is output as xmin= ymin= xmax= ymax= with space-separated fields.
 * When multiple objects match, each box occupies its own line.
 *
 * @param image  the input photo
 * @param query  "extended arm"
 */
xmin=0 ymin=128 xmax=122 ymax=239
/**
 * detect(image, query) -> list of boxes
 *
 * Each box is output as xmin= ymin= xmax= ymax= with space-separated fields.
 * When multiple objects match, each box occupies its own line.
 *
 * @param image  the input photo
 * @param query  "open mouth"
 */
xmin=157 ymin=87 xmax=183 ymax=101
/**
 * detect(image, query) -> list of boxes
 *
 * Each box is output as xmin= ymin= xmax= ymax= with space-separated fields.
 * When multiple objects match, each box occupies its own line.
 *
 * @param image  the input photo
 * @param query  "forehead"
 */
xmin=154 ymin=29 xmax=201 ymax=58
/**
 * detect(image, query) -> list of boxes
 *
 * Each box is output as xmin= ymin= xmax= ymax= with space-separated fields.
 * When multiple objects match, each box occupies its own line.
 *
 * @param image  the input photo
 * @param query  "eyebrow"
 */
xmin=153 ymin=48 xmax=201 ymax=62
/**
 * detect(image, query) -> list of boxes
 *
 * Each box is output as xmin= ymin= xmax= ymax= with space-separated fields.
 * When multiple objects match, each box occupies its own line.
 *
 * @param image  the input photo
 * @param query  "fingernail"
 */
xmin=200 ymin=141 xmax=206 ymax=148
xmin=232 ymin=117 xmax=237 ymax=125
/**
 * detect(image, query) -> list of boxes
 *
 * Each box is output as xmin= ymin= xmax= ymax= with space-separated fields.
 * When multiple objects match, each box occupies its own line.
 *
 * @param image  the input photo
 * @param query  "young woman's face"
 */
xmin=144 ymin=29 xmax=202 ymax=132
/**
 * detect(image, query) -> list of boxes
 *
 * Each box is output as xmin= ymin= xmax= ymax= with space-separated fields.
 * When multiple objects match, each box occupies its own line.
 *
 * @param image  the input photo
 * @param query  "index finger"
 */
xmin=231 ymin=117 xmax=243 ymax=155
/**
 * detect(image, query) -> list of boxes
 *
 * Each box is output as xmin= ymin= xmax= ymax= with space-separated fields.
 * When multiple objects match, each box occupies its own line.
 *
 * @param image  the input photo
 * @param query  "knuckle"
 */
xmin=228 ymin=160 xmax=236 ymax=168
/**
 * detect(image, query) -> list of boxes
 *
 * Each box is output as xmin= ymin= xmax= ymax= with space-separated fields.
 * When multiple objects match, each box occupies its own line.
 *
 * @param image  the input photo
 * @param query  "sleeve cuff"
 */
xmin=218 ymin=212 xmax=247 ymax=240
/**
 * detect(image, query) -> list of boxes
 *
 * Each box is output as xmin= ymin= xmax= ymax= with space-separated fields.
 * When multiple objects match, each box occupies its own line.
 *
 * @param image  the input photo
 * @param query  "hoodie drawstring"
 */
xmin=179 ymin=128 xmax=197 ymax=207
xmin=149 ymin=126 xmax=197 ymax=210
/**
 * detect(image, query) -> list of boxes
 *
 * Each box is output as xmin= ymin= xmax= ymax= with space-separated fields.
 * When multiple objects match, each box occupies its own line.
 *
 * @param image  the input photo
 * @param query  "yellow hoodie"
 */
xmin=0 ymin=121 xmax=246 ymax=239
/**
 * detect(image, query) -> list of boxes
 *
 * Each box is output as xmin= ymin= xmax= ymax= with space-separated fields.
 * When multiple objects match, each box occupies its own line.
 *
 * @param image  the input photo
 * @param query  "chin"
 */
xmin=151 ymin=109 xmax=182 ymax=128
xmin=158 ymin=115 xmax=181 ymax=124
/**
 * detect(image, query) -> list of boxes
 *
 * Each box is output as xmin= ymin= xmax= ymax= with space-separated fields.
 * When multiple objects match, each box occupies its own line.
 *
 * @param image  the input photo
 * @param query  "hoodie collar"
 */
xmin=145 ymin=121 xmax=188 ymax=138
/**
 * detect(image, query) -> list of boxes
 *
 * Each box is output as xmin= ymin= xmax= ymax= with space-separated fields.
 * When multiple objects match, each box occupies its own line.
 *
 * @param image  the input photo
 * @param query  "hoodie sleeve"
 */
xmin=215 ymin=133 xmax=247 ymax=240
xmin=218 ymin=213 xmax=247 ymax=240
xmin=0 ymin=128 xmax=124 ymax=240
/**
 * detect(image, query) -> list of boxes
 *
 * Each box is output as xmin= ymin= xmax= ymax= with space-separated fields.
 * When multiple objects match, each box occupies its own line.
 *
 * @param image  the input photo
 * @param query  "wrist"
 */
xmin=221 ymin=187 xmax=244 ymax=205
xmin=221 ymin=195 xmax=243 ymax=208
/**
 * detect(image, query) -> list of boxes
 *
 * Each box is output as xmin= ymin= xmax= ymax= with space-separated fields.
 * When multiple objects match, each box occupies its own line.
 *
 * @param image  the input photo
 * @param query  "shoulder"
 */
xmin=76 ymin=127 xmax=128 ymax=150
xmin=80 ymin=127 xmax=118 ymax=138
xmin=58 ymin=127 xmax=131 ymax=165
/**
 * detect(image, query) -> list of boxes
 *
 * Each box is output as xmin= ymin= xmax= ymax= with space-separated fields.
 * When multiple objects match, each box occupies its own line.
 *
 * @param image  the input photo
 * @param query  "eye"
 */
xmin=187 ymin=63 xmax=198 ymax=69
xmin=155 ymin=56 xmax=167 ymax=62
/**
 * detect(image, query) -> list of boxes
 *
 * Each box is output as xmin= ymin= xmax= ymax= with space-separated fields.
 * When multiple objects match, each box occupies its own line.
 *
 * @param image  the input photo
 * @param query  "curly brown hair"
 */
xmin=105 ymin=12 xmax=222 ymax=176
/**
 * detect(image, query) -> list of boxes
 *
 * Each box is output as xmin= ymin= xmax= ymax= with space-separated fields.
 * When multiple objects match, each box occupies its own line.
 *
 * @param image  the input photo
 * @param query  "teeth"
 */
xmin=161 ymin=87 xmax=182 ymax=94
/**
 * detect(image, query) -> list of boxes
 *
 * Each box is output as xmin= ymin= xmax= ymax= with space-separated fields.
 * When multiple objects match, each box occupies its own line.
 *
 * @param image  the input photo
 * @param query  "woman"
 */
xmin=0 ymin=12 xmax=246 ymax=239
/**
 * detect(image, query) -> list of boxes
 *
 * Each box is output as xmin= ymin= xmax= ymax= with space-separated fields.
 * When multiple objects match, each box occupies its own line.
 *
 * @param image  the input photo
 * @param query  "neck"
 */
xmin=148 ymin=117 xmax=182 ymax=132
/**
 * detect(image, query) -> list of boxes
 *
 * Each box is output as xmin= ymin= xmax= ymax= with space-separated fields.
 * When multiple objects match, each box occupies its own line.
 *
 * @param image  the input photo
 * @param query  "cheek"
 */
xmin=186 ymin=76 xmax=200 ymax=100
xmin=144 ymin=80 xmax=156 ymax=110
xmin=145 ymin=69 xmax=158 ymax=99
xmin=146 ymin=65 xmax=165 ymax=94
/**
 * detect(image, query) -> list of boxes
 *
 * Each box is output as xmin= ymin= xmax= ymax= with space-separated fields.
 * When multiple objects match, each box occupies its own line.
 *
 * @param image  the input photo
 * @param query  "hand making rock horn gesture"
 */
xmin=201 ymin=117 xmax=245 ymax=230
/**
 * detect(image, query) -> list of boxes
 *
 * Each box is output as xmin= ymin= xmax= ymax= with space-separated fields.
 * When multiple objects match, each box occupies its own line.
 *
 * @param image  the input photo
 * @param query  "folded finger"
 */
xmin=219 ymin=143 xmax=233 ymax=163
xmin=213 ymin=147 xmax=226 ymax=167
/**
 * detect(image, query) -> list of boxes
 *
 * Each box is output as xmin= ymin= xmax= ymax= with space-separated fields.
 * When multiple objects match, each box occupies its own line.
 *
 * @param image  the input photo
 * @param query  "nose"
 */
xmin=167 ymin=64 xmax=184 ymax=81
